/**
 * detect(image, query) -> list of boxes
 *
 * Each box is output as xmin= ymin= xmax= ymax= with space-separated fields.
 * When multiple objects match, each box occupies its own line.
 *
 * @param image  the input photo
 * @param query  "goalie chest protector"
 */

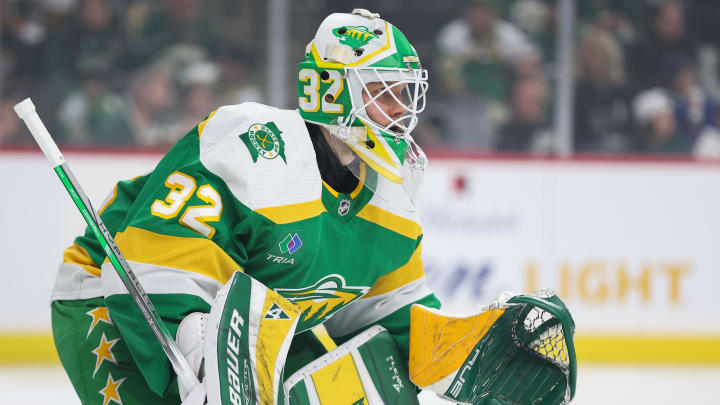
xmin=189 ymin=102 xmax=422 ymax=333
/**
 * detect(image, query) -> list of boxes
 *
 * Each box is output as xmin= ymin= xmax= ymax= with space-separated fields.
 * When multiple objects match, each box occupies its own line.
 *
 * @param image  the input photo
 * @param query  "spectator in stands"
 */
xmin=436 ymin=0 xmax=540 ymax=103
xmin=0 ymin=92 xmax=24 ymax=146
xmin=56 ymin=65 xmax=133 ymax=145
xmin=508 ymin=0 xmax=554 ymax=64
xmin=125 ymin=0 xmax=217 ymax=68
xmin=168 ymin=60 xmax=220 ymax=142
xmin=574 ymin=27 xmax=631 ymax=152
xmin=125 ymin=64 xmax=177 ymax=146
xmin=434 ymin=0 xmax=540 ymax=149
xmin=578 ymin=0 xmax=642 ymax=46
xmin=497 ymin=76 xmax=551 ymax=152
xmin=44 ymin=0 xmax=127 ymax=93
xmin=1 ymin=0 xmax=48 ymax=82
xmin=667 ymin=57 xmax=718 ymax=141
xmin=632 ymin=88 xmax=690 ymax=154
xmin=628 ymin=0 xmax=698 ymax=92
xmin=215 ymin=46 xmax=264 ymax=106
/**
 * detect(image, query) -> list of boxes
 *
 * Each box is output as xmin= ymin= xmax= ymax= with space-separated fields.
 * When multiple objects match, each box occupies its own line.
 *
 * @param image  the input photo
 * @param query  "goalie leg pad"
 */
xmin=204 ymin=271 xmax=301 ymax=405
xmin=283 ymin=325 xmax=420 ymax=405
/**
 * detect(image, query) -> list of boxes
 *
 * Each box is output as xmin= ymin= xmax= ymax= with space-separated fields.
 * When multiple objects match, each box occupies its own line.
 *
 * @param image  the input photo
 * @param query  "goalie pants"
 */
xmin=51 ymin=298 xmax=180 ymax=405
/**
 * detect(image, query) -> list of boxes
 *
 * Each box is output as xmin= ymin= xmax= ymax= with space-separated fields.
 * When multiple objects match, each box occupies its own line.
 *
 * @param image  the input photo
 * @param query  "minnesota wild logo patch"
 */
xmin=239 ymin=122 xmax=287 ymax=163
xmin=275 ymin=274 xmax=369 ymax=331
xmin=332 ymin=26 xmax=380 ymax=49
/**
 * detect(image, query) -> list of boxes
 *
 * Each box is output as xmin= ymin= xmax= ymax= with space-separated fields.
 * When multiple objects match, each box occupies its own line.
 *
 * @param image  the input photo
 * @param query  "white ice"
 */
xmin=1 ymin=365 xmax=718 ymax=404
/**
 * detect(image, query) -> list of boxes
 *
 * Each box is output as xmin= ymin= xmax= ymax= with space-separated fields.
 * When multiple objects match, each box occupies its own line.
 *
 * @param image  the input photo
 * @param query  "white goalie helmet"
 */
xmin=298 ymin=9 xmax=429 ymax=211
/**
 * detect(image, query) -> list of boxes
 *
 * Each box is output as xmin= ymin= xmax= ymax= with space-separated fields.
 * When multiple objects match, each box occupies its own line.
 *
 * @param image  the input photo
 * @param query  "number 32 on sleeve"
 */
xmin=150 ymin=171 xmax=223 ymax=238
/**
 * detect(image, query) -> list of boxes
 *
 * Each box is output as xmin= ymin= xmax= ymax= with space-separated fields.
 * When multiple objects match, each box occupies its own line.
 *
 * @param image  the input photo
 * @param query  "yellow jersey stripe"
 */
xmin=311 ymin=325 xmax=338 ymax=351
xmin=63 ymin=243 xmax=101 ymax=277
xmin=109 ymin=226 xmax=241 ymax=283
xmin=197 ymin=110 xmax=218 ymax=137
xmin=97 ymin=185 xmax=118 ymax=216
xmin=349 ymin=164 xmax=365 ymax=199
xmin=321 ymin=181 xmax=339 ymax=198
xmin=364 ymin=243 xmax=424 ymax=299
xmin=254 ymin=199 xmax=326 ymax=224
xmin=322 ymin=176 xmax=364 ymax=200
xmin=356 ymin=204 xmax=422 ymax=240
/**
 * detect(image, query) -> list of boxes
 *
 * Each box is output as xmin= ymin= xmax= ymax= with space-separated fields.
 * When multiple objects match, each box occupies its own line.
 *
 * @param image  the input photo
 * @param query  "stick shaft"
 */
xmin=15 ymin=98 xmax=199 ymax=394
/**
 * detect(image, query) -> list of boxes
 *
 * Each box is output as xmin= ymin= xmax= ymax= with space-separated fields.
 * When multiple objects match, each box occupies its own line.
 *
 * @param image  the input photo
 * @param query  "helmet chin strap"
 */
xmin=328 ymin=117 xmax=367 ymax=142
xmin=318 ymin=122 xmax=362 ymax=166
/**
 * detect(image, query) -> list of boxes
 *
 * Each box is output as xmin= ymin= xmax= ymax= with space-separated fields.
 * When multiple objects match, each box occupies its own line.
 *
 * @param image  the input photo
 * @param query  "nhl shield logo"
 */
xmin=239 ymin=122 xmax=287 ymax=163
xmin=338 ymin=199 xmax=351 ymax=216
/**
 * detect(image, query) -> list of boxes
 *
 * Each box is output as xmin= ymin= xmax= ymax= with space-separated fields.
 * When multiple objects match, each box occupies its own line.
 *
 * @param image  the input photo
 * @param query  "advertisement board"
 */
xmin=2 ymin=152 xmax=719 ymax=363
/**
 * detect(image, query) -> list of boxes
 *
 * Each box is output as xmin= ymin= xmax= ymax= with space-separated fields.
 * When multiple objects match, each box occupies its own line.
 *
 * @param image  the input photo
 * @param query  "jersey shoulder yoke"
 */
xmin=198 ymin=103 xmax=322 ymax=215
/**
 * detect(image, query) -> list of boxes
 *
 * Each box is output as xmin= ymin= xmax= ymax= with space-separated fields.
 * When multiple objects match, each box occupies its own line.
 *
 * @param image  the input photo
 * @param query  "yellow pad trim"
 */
xmin=254 ymin=199 xmax=325 ymax=224
xmin=409 ymin=305 xmax=505 ymax=387
xmin=63 ymin=243 xmax=101 ymax=277
xmin=356 ymin=204 xmax=421 ymax=240
xmin=110 ymin=226 xmax=242 ymax=283
xmin=364 ymin=243 xmax=424 ymax=299
xmin=256 ymin=290 xmax=300 ymax=404
xmin=311 ymin=353 xmax=368 ymax=405
xmin=197 ymin=110 xmax=218 ymax=137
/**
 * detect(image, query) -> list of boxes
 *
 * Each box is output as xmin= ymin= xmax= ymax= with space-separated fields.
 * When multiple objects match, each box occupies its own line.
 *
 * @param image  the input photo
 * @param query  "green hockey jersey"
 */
xmin=51 ymin=102 xmax=440 ymax=396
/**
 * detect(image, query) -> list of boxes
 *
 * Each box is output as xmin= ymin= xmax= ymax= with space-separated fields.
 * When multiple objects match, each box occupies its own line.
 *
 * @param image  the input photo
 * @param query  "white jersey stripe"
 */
xmin=324 ymin=277 xmax=432 ymax=337
xmin=100 ymin=261 xmax=223 ymax=304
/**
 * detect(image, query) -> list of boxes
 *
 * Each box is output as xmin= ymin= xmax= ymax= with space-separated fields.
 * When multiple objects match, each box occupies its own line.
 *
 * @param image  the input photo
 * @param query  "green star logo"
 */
xmin=332 ymin=26 xmax=379 ymax=49
xmin=239 ymin=122 xmax=287 ymax=163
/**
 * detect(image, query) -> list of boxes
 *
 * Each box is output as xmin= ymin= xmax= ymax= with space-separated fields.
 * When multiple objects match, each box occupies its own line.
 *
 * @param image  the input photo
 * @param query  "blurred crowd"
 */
xmin=2 ymin=0 xmax=720 ymax=157
xmin=419 ymin=0 xmax=720 ymax=157
xmin=0 ymin=0 xmax=263 ymax=147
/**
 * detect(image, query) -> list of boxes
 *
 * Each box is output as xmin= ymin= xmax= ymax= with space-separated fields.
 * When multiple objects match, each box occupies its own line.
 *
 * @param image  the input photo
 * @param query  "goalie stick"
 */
xmin=14 ymin=98 xmax=200 ymax=398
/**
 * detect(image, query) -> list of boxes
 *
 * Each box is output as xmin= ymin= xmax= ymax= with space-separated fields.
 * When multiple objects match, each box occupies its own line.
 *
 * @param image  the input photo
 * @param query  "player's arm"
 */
xmin=57 ymin=173 xmax=150 ymax=290
xmin=100 ymin=114 xmax=271 ymax=396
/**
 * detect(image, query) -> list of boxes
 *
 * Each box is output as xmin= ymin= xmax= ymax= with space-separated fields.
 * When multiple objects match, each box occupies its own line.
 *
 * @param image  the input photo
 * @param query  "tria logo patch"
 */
xmin=239 ymin=122 xmax=287 ymax=163
xmin=275 ymin=274 xmax=369 ymax=331
xmin=264 ymin=302 xmax=291 ymax=320
xmin=332 ymin=26 xmax=379 ymax=49
xmin=279 ymin=233 xmax=302 ymax=254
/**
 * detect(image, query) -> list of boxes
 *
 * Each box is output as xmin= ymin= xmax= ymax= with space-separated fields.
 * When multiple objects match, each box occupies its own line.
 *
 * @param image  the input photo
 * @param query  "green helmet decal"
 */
xmin=332 ymin=26 xmax=380 ymax=49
